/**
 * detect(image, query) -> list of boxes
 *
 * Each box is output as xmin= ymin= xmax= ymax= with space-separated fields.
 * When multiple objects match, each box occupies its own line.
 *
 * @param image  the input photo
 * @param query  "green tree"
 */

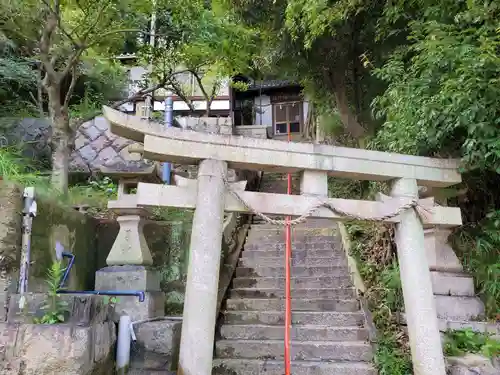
xmin=139 ymin=0 xmax=261 ymax=116
xmin=0 ymin=0 xmax=174 ymax=193
xmin=373 ymin=1 xmax=500 ymax=173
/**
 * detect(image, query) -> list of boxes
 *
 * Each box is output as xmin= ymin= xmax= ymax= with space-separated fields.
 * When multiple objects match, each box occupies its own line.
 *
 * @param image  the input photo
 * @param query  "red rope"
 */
xmin=284 ymin=123 xmax=292 ymax=375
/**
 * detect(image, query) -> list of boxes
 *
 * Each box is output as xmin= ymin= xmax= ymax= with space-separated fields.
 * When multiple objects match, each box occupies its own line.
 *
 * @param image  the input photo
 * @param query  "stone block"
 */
xmin=430 ymin=271 xmax=476 ymax=297
xmin=7 ymin=294 xmax=111 ymax=325
xmin=131 ymin=320 xmax=182 ymax=371
xmin=0 ymin=321 xmax=116 ymax=375
xmin=425 ymin=228 xmax=463 ymax=272
xmin=435 ymin=295 xmax=485 ymax=321
xmin=111 ymin=291 xmax=164 ymax=322
xmin=95 ymin=266 xmax=160 ymax=291
xmin=93 ymin=321 xmax=116 ymax=364
xmin=446 ymin=354 xmax=499 ymax=375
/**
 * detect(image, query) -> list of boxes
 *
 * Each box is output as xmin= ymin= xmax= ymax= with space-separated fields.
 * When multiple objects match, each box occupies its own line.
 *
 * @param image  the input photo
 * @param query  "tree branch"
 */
xmin=71 ymin=81 xmax=166 ymax=129
xmin=41 ymin=0 xmax=80 ymax=48
xmin=169 ymin=79 xmax=196 ymax=113
xmin=70 ymin=69 xmax=192 ymax=129
xmin=39 ymin=2 xmax=60 ymax=83
xmin=64 ymin=65 xmax=79 ymax=110
xmin=36 ymin=66 xmax=45 ymax=117
xmin=190 ymin=70 xmax=210 ymax=102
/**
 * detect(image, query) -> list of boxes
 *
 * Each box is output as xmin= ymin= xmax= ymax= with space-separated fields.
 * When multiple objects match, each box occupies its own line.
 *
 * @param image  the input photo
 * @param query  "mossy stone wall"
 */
xmin=29 ymin=198 xmax=98 ymax=291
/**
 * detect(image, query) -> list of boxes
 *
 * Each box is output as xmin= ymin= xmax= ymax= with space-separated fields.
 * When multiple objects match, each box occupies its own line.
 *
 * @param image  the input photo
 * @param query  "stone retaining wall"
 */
xmin=0 ymin=295 xmax=116 ymax=375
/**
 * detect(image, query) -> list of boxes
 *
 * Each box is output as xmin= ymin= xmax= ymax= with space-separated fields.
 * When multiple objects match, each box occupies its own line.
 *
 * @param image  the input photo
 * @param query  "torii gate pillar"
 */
xmin=178 ymin=159 xmax=227 ymax=375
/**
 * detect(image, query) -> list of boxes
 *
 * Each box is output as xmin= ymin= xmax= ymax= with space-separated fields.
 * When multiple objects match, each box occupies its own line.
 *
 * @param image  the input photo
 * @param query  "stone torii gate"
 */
xmin=102 ymin=106 xmax=462 ymax=375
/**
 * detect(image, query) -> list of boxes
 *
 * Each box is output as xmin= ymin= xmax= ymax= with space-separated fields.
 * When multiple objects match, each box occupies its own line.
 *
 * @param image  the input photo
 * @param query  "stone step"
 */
xmin=233 ymin=276 xmax=353 ymax=289
xmin=431 ymin=272 xmax=475 ymax=297
xmin=129 ymin=371 xmax=174 ymax=375
xmin=238 ymin=257 xmax=346 ymax=268
xmin=220 ymin=324 xmax=369 ymax=341
xmin=229 ymin=287 xmax=356 ymax=299
xmin=235 ymin=266 xmax=350 ymax=277
xmin=222 ymin=310 xmax=365 ymax=326
xmin=212 ymin=359 xmax=376 ymax=375
xmin=225 ymin=298 xmax=360 ymax=312
xmin=251 ymin=219 xmax=335 ymax=229
xmin=242 ymin=248 xmax=339 ymax=258
xmin=435 ymin=295 xmax=485 ymax=321
xmin=215 ymin=339 xmax=373 ymax=361
xmin=246 ymin=234 xmax=338 ymax=243
xmin=244 ymin=241 xmax=339 ymax=251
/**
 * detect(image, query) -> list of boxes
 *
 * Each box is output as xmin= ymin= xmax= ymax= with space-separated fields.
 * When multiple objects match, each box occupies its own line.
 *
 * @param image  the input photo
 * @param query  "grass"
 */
xmin=346 ymin=221 xmax=413 ymax=375
xmin=0 ymin=145 xmax=195 ymax=222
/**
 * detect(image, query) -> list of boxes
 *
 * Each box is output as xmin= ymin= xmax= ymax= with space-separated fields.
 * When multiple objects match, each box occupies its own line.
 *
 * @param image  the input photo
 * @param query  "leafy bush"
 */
xmin=373 ymin=3 xmax=500 ymax=173
xmin=451 ymin=211 xmax=500 ymax=319
xmin=347 ymin=221 xmax=412 ymax=375
xmin=444 ymin=328 xmax=500 ymax=358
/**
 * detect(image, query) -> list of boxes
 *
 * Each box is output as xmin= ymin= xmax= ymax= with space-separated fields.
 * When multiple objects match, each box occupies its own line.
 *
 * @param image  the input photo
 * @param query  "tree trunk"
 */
xmin=46 ymin=85 xmax=71 ymax=195
xmin=333 ymin=77 xmax=366 ymax=139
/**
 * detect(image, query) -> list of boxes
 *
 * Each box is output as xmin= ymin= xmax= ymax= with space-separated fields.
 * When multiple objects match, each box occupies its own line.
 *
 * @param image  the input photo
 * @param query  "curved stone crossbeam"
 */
xmin=103 ymin=106 xmax=461 ymax=188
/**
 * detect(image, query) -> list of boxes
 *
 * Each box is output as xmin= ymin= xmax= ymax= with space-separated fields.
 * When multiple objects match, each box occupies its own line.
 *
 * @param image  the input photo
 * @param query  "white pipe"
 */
xmin=116 ymin=315 xmax=132 ymax=372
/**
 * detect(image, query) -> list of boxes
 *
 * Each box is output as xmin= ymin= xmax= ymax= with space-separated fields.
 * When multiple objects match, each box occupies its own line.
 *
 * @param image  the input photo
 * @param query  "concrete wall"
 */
xmin=0 ymin=181 xmax=100 ymax=313
xmin=29 ymin=199 xmax=98 ymax=292
xmin=0 ymin=182 xmax=22 ymax=321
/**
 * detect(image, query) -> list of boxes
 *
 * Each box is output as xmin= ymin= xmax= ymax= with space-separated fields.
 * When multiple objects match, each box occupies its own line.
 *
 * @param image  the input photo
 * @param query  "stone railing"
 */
xmin=233 ymin=125 xmax=269 ymax=139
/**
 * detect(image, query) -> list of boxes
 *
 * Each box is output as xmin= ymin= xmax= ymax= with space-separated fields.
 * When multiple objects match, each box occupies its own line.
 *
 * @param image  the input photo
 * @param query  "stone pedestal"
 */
xmin=425 ymin=228 xmax=463 ymax=272
xmin=95 ymin=266 xmax=164 ymax=322
xmin=106 ymin=211 xmax=153 ymax=266
xmin=425 ymin=228 xmax=485 ymax=321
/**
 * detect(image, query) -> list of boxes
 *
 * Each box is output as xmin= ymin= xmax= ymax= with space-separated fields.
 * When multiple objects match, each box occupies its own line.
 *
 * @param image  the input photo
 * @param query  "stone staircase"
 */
xmin=212 ymin=216 xmax=375 ymax=374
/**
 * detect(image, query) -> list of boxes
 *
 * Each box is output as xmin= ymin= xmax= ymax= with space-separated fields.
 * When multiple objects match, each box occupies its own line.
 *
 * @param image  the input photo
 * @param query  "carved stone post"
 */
xmin=178 ymin=159 xmax=227 ymax=375
xmin=391 ymin=178 xmax=446 ymax=375
xmin=95 ymin=163 xmax=164 ymax=322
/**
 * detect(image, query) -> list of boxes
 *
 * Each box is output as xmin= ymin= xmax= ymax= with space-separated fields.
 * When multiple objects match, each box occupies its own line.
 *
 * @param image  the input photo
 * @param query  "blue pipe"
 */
xmin=56 ymin=249 xmax=145 ymax=302
xmin=57 ymin=290 xmax=145 ymax=302
xmin=59 ymin=252 xmax=75 ymax=289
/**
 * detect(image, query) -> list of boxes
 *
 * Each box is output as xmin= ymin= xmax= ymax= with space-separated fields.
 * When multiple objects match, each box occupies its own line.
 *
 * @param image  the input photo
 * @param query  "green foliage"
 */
xmin=373 ymin=2 xmax=500 ymax=172
xmin=347 ymin=221 xmax=412 ymax=374
xmin=444 ymin=328 xmax=500 ymax=358
xmin=451 ymin=210 xmax=500 ymax=319
xmin=0 ymin=35 xmax=38 ymax=117
xmin=374 ymin=333 xmax=413 ymax=375
xmin=102 ymin=296 xmax=119 ymax=306
xmin=33 ymin=261 xmax=69 ymax=324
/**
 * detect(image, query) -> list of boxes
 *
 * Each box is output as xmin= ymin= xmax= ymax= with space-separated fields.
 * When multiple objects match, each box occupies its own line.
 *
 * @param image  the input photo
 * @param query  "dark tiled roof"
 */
xmin=247 ymin=79 xmax=300 ymax=90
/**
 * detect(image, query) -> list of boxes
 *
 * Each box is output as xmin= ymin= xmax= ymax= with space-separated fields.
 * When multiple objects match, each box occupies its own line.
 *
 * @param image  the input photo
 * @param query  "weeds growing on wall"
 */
xmin=346 ymin=221 xmax=413 ymax=375
xmin=444 ymin=328 xmax=500 ymax=359
xmin=33 ymin=260 xmax=69 ymax=324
